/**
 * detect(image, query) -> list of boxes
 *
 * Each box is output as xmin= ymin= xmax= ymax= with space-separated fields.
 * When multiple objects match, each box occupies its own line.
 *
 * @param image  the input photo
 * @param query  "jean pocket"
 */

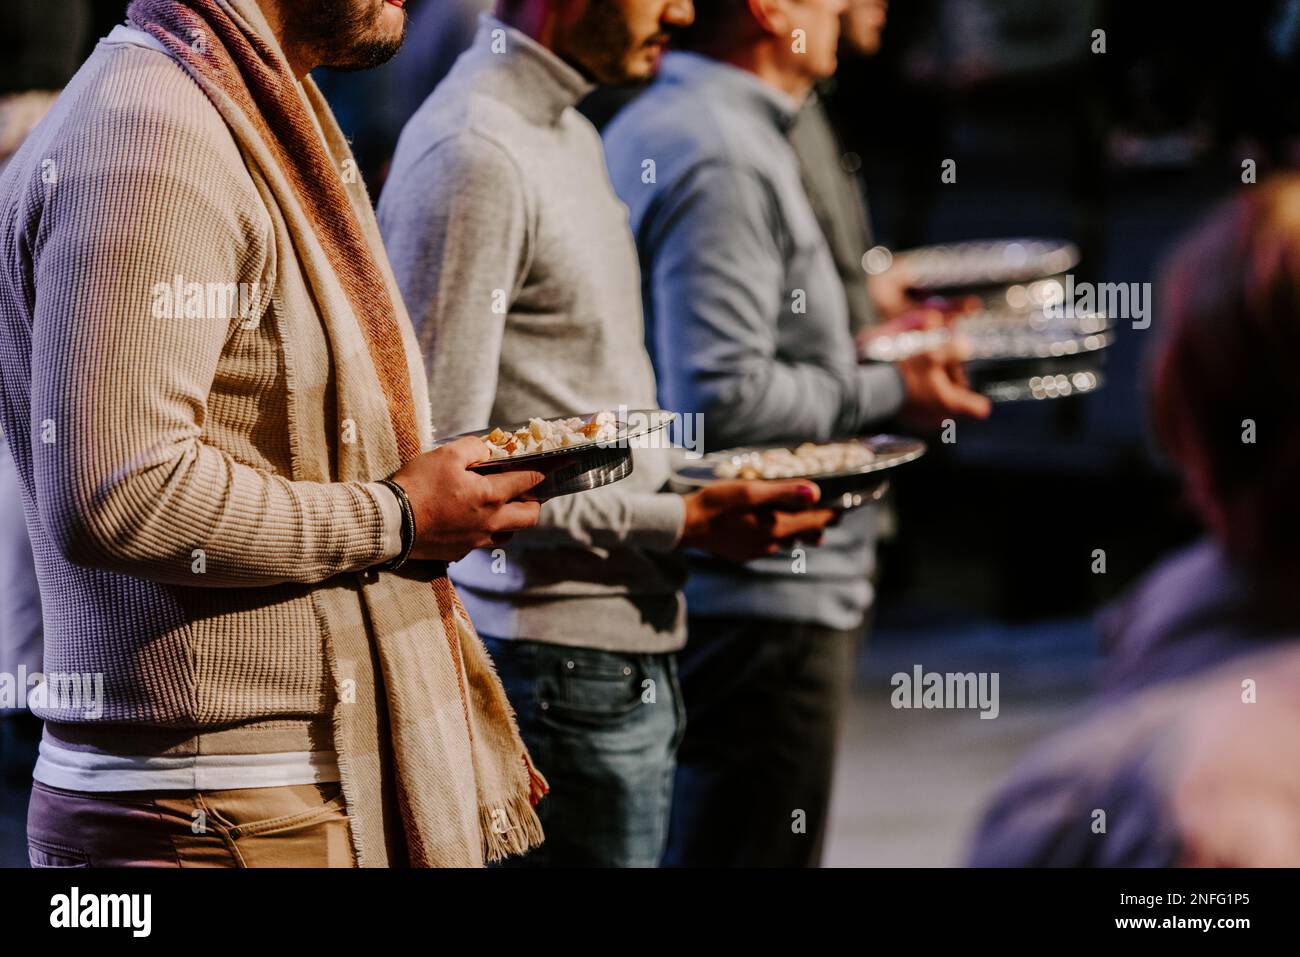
xmin=28 ymin=838 xmax=89 ymax=868
xmin=538 ymin=650 xmax=648 ymax=729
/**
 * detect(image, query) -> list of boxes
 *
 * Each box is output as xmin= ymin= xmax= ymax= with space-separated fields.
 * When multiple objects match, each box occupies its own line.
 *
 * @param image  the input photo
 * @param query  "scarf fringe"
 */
xmin=481 ymin=793 xmax=547 ymax=863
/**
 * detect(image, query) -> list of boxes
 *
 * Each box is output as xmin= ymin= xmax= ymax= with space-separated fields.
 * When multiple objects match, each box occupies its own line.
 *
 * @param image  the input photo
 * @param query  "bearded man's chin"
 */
xmin=328 ymin=36 xmax=404 ymax=71
xmin=318 ymin=0 xmax=406 ymax=71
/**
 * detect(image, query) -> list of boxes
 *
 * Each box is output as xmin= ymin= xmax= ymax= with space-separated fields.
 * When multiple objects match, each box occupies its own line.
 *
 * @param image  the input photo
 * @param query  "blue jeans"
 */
xmin=482 ymin=637 xmax=684 ymax=867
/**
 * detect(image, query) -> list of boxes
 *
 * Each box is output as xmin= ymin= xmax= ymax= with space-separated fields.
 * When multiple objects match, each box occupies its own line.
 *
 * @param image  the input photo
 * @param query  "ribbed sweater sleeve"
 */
xmin=29 ymin=70 xmax=391 ymax=586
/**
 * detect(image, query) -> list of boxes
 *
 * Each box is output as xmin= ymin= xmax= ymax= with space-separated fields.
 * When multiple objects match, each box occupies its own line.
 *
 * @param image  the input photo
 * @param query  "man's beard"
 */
xmin=284 ymin=0 xmax=406 ymax=72
xmin=565 ymin=0 xmax=640 ymax=85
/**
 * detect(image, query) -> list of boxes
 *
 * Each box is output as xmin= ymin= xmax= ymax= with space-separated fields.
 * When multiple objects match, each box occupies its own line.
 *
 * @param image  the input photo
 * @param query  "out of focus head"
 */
xmin=1172 ymin=647 xmax=1300 ymax=867
xmin=679 ymin=0 xmax=849 ymax=90
xmin=497 ymin=1 xmax=695 ymax=85
xmin=276 ymin=0 xmax=408 ymax=71
xmin=841 ymin=0 xmax=888 ymax=56
xmin=1153 ymin=175 xmax=1300 ymax=574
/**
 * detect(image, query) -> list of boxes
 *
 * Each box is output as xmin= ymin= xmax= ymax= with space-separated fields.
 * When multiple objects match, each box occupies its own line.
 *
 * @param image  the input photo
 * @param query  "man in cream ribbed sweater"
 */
xmin=0 ymin=0 xmax=549 ymax=868
xmin=379 ymin=0 xmax=839 ymax=867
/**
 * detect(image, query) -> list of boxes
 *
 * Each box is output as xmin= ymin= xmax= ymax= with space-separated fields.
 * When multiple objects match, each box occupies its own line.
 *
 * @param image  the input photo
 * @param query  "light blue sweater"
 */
xmin=603 ymin=53 xmax=906 ymax=629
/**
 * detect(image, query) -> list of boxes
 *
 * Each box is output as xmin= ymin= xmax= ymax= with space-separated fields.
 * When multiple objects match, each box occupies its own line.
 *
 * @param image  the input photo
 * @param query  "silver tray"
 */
xmin=975 ymin=366 xmax=1105 ymax=402
xmin=895 ymin=238 xmax=1079 ymax=294
xmin=434 ymin=408 xmax=674 ymax=501
xmin=670 ymin=435 xmax=926 ymax=512
xmin=860 ymin=309 xmax=1112 ymax=403
xmin=861 ymin=309 xmax=1112 ymax=363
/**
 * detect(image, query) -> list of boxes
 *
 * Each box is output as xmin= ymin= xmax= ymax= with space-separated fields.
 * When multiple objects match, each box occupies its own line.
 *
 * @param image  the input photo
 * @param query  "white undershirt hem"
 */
xmin=33 ymin=738 xmax=341 ymax=792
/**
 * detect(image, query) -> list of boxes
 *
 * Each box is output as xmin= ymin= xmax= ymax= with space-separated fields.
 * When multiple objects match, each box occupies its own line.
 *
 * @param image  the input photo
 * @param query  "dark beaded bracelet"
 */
xmin=374 ymin=478 xmax=416 ymax=572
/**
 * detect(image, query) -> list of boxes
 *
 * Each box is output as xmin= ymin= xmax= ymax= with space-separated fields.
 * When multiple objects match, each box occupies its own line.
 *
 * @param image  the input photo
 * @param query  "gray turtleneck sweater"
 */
xmin=378 ymin=16 xmax=688 ymax=653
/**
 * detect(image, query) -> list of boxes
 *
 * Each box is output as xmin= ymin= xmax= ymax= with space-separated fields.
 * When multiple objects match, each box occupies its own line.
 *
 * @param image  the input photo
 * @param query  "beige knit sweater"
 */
xmin=0 ymin=0 xmax=556 ymax=863
xmin=0 ymin=31 xmax=418 ymax=753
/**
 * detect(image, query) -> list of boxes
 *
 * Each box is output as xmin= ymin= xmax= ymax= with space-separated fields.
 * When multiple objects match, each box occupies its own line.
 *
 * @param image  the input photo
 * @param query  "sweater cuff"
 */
xmin=856 ymin=361 xmax=907 ymax=428
xmin=634 ymin=492 xmax=687 ymax=553
xmin=363 ymin=481 xmax=405 ymax=562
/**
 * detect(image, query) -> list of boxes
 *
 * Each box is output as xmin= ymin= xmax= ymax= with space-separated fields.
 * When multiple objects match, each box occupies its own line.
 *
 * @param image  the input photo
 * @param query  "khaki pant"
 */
xmin=27 ymin=780 xmax=355 ymax=867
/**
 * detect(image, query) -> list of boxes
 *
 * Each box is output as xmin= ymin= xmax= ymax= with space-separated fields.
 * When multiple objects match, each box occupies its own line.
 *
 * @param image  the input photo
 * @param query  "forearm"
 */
xmin=38 ymin=439 xmax=401 ymax=585
xmin=852 ymin=363 xmax=907 ymax=432
xmin=516 ymin=460 xmax=685 ymax=552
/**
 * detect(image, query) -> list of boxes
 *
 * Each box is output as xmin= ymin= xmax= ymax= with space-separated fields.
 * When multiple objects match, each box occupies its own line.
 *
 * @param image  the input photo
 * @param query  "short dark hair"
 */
xmin=1152 ymin=175 xmax=1300 ymax=572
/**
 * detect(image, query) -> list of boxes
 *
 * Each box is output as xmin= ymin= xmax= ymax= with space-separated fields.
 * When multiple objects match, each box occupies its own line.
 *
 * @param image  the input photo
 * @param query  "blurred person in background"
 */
xmin=789 ymin=0 xmax=911 ymax=336
xmin=0 ymin=410 xmax=45 ymax=868
xmin=604 ymin=0 xmax=991 ymax=867
xmin=789 ymin=0 xmax=967 ymax=624
xmin=969 ymin=176 xmax=1300 ymax=866
xmin=379 ymin=0 xmax=840 ymax=867
xmin=971 ymin=643 xmax=1300 ymax=867
xmin=0 ymin=1 xmax=90 ymax=172
xmin=1102 ymin=175 xmax=1300 ymax=697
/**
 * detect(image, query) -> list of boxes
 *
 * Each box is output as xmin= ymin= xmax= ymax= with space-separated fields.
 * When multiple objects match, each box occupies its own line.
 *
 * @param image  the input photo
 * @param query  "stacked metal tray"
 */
xmin=895 ymin=238 xmax=1079 ymax=297
xmin=868 ymin=238 xmax=1111 ymax=402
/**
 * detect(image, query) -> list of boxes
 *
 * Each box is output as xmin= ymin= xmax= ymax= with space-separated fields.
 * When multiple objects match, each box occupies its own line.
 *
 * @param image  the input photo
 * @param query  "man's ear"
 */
xmin=747 ymin=0 xmax=789 ymax=38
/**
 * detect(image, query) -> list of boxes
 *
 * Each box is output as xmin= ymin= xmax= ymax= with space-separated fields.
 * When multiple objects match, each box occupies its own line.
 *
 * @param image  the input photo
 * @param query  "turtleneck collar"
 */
xmin=461 ymin=13 xmax=595 ymax=126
